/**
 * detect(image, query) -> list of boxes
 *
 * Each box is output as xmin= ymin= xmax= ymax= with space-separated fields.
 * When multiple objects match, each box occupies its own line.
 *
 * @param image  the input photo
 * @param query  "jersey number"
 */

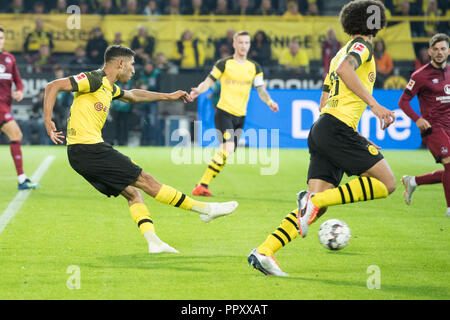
xmin=329 ymin=71 xmax=340 ymax=98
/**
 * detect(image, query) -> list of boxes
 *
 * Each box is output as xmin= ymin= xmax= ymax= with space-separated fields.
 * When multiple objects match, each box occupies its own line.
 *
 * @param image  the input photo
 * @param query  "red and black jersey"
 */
xmin=0 ymin=51 xmax=24 ymax=110
xmin=399 ymin=63 xmax=450 ymax=130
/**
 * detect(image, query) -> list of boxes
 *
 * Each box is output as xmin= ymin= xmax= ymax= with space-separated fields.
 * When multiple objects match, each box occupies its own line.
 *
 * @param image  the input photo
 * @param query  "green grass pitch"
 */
xmin=0 ymin=145 xmax=449 ymax=300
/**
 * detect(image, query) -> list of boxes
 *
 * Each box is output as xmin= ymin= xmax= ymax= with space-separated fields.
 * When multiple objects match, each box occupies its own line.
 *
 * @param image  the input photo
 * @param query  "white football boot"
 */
xmin=247 ymin=248 xmax=289 ymax=277
xmin=194 ymin=201 xmax=239 ymax=223
xmin=144 ymin=231 xmax=179 ymax=254
xmin=401 ymin=175 xmax=417 ymax=205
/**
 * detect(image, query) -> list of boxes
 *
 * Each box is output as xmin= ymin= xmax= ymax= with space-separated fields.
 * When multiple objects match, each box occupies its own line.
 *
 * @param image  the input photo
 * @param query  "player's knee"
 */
xmin=385 ymin=179 xmax=396 ymax=195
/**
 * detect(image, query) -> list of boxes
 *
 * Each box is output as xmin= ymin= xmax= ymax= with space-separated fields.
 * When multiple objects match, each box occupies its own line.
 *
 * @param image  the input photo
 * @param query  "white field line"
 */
xmin=0 ymin=155 xmax=56 ymax=235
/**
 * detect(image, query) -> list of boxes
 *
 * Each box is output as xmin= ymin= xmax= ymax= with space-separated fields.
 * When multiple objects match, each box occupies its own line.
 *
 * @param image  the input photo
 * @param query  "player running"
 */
xmin=0 ymin=26 xmax=39 ymax=190
xmin=189 ymin=31 xmax=279 ymax=197
xmin=399 ymin=33 xmax=450 ymax=217
xmin=248 ymin=0 xmax=396 ymax=277
xmin=43 ymin=45 xmax=238 ymax=254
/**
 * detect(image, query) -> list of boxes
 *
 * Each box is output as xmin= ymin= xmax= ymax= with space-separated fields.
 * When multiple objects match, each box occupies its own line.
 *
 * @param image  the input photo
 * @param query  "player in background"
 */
xmin=189 ymin=31 xmax=279 ymax=197
xmin=44 ymin=45 xmax=238 ymax=254
xmin=399 ymin=33 xmax=450 ymax=217
xmin=0 ymin=26 xmax=39 ymax=190
xmin=248 ymin=0 xmax=396 ymax=277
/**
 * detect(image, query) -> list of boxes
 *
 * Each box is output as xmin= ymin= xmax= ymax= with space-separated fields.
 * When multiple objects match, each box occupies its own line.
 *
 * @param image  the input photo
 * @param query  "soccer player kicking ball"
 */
xmin=248 ymin=0 xmax=396 ymax=277
xmin=399 ymin=33 xmax=450 ymax=217
xmin=189 ymin=31 xmax=279 ymax=197
xmin=0 ymin=26 xmax=39 ymax=190
xmin=44 ymin=45 xmax=238 ymax=254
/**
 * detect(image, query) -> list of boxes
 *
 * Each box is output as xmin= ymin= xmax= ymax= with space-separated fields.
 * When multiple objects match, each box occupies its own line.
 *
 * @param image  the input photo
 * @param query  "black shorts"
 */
xmin=214 ymin=107 xmax=246 ymax=147
xmin=307 ymin=113 xmax=384 ymax=187
xmin=67 ymin=142 xmax=142 ymax=197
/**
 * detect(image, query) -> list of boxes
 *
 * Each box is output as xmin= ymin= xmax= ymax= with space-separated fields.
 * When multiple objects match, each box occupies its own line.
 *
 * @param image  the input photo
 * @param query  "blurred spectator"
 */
xmin=7 ymin=0 xmax=26 ymax=14
xmin=306 ymin=1 xmax=319 ymax=15
xmin=173 ymin=29 xmax=205 ymax=70
xmin=86 ymin=26 xmax=109 ymax=66
xmin=414 ymin=46 xmax=431 ymax=70
xmin=123 ymin=0 xmax=139 ymax=14
xmin=283 ymin=1 xmax=302 ymax=19
xmin=214 ymin=0 xmax=229 ymax=15
xmin=255 ymin=0 xmax=277 ymax=15
xmin=31 ymin=1 xmax=46 ymax=14
xmin=423 ymin=0 xmax=446 ymax=36
xmin=374 ymin=39 xmax=394 ymax=88
xmin=50 ymin=0 xmax=67 ymax=14
xmin=322 ymin=28 xmax=341 ymax=76
xmin=23 ymin=18 xmax=54 ymax=56
xmin=131 ymin=26 xmax=155 ymax=65
xmin=136 ymin=60 xmax=162 ymax=145
xmin=279 ymin=40 xmax=309 ymax=74
xmin=214 ymin=28 xmax=235 ymax=59
xmin=112 ymin=32 xmax=126 ymax=46
xmin=249 ymin=30 xmax=272 ymax=67
xmin=155 ymin=52 xmax=178 ymax=74
xmin=98 ymin=0 xmax=119 ymax=15
xmin=164 ymin=0 xmax=182 ymax=15
xmin=111 ymin=80 xmax=133 ymax=146
xmin=233 ymin=0 xmax=254 ymax=15
xmin=392 ymin=0 xmax=424 ymax=36
xmin=183 ymin=0 xmax=208 ymax=15
xmin=70 ymin=45 xmax=90 ymax=72
xmin=79 ymin=0 xmax=89 ymax=14
xmin=22 ymin=89 xmax=48 ymax=145
xmin=29 ymin=44 xmax=57 ymax=73
xmin=143 ymin=0 xmax=161 ymax=15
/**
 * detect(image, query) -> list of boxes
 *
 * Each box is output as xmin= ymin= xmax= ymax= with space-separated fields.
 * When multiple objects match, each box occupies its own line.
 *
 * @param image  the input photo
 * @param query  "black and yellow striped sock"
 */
xmin=130 ymin=203 xmax=155 ymax=234
xmin=257 ymin=209 xmax=299 ymax=256
xmin=311 ymin=176 xmax=389 ymax=208
xmin=199 ymin=150 xmax=228 ymax=187
xmin=155 ymin=184 xmax=206 ymax=211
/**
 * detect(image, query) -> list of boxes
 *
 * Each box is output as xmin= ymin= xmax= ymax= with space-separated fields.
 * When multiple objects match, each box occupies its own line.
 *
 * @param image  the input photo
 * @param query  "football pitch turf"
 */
xmin=0 ymin=146 xmax=449 ymax=300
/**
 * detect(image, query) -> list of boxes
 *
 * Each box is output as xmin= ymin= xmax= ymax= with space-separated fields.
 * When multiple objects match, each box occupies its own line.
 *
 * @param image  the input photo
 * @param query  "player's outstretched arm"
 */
xmin=120 ymin=89 xmax=192 ymax=104
xmin=336 ymin=55 xmax=395 ymax=130
xmin=44 ymin=78 xmax=72 ymax=144
xmin=190 ymin=76 xmax=215 ymax=100
xmin=256 ymin=85 xmax=279 ymax=112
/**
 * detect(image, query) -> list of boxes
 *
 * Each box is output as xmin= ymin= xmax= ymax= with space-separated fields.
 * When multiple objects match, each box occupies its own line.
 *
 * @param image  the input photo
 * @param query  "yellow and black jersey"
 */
xmin=322 ymin=37 xmax=376 ymax=130
xmin=208 ymin=56 xmax=264 ymax=117
xmin=66 ymin=69 xmax=124 ymax=145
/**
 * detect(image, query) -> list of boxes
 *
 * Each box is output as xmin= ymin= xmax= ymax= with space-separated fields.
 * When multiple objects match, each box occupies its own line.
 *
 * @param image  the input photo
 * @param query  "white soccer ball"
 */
xmin=318 ymin=219 xmax=351 ymax=250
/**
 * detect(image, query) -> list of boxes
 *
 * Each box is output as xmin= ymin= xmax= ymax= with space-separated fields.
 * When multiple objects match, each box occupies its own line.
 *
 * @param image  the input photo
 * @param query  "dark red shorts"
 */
xmin=0 ymin=104 xmax=14 ymax=128
xmin=422 ymin=127 xmax=450 ymax=163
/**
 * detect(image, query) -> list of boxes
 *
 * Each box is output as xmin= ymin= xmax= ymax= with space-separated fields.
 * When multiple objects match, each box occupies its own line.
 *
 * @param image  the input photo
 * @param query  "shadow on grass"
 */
xmin=83 ymin=253 xmax=243 ymax=273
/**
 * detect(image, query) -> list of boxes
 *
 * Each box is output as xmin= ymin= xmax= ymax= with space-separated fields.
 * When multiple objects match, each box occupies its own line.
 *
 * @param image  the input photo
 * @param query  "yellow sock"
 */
xmin=199 ymin=150 xmax=228 ymax=187
xmin=311 ymin=177 xmax=389 ymax=208
xmin=257 ymin=209 xmax=299 ymax=256
xmin=130 ymin=203 xmax=155 ymax=234
xmin=155 ymin=184 xmax=206 ymax=211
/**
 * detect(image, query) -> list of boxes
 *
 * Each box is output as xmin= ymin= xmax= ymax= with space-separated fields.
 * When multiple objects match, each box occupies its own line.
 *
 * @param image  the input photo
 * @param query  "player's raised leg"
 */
xmin=133 ymin=171 xmax=238 ymax=222
xmin=298 ymin=159 xmax=395 ymax=238
xmin=1 ymin=120 xmax=39 ymax=190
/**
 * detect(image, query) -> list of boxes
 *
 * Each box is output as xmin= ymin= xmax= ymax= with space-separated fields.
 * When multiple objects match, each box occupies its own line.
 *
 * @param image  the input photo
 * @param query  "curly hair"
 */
xmin=339 ymin=0 xmax=387 ymax=37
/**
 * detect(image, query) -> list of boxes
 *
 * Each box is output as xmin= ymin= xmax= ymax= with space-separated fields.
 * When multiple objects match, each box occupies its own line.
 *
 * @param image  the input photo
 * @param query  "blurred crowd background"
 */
xmin=0 ymin=0 xmax=448 ymax=146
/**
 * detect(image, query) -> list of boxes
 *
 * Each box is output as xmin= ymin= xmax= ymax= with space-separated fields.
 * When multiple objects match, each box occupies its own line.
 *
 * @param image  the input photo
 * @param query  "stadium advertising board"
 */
xmin=197 ymin=89 xmax=422 ymax=150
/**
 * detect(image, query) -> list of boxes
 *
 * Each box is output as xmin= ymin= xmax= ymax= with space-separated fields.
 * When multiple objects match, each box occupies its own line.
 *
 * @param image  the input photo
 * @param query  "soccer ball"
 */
xmin=318 ymin=219 xmax=351 ymax=250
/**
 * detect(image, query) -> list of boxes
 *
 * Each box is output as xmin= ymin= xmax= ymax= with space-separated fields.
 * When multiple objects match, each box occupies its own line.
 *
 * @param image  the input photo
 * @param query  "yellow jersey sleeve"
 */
xmin=347 ymin=40 xmax=372 ymax=69
xmin=253 ymin=61 xmax=264 ymax=87
xmin=69 ymin=70 xmax=103 ymax=93
xmin=112 ymin=84 xmax=124 ymax=100
xmin=208 ymin=58 xmax=228 ymax=81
